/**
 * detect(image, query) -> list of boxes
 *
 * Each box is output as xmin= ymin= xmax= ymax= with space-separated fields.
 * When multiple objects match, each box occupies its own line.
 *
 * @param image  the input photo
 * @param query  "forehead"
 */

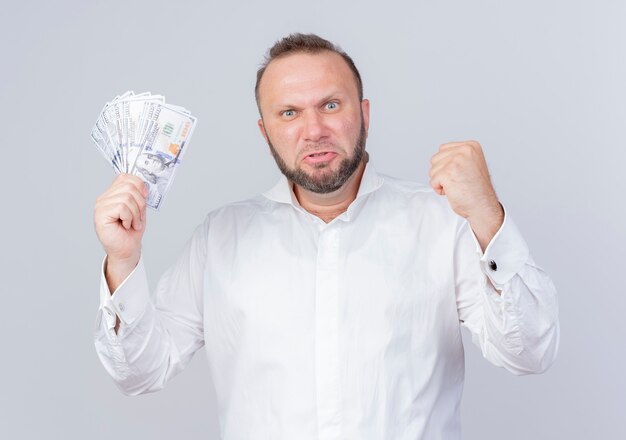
xmin=258 ymin=51 xmax=359 ymax=105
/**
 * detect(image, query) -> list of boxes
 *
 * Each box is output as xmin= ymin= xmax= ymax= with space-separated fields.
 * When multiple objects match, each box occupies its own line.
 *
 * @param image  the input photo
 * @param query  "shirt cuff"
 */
xmin=99 ymin=255 xmax=150 ymax=329
xmin=467 ymin=204 xmax=530 ymax=287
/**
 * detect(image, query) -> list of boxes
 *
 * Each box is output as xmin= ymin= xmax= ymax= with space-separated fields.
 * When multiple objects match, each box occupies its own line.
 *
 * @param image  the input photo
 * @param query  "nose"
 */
xmin=302 ymin=110 xmax=328 ymax=143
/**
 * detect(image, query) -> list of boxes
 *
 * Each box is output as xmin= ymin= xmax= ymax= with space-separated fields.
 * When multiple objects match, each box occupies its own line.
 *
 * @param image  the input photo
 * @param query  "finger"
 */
xmin=428 ymin=154 xmax=457 ymax=180
xmin=140 ymin=202 xmax=147 ymax=224
xmin=116 ymin=192 xmax=143 ymax=231
xmin=98 ymin=179 xmax=140 ymax=204
xmin=105 ymin=182 xmax=147 ymax=212
xmin=99 ymin=193 xmax=143 ymax=230
xmin=110 ymin=173 xmax=148 ymax=196
xmin=439 ymin=140 xmax=481 ymax=152
xmin=431 ymin=183 xmax=445 ymax=196
xmin=96 ymin=179 xmax=147 ymax=232
xmin=430 ymin=148 xmax=459 ymax=166
xmin=431 ymin=143 xmax=479 ymax=167
xmin=99 ymin=195 xmax=144 ymax=231
xmin=117 ymin=204 xmax=134 ymax=230
xmin=432 ymin=144 xmax=487 ymax=177
xmin=429 ymin=168 xmax=447 ymax=196
xmin=97 ymin=200 xmax=135 ymax=231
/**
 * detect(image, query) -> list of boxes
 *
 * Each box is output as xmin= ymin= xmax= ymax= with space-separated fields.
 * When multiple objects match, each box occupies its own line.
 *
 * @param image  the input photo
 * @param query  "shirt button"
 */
xmin=118 ymin=303 xmax=125 ymax=312
xmin=489 ymin=260 xmax=498 ymax=271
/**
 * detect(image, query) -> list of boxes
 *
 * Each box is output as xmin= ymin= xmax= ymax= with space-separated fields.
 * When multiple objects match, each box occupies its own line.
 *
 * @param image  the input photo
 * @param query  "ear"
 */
xmin=361 ymin=99 xmax=370 ymax=137
xmin=258 ymin=118 xmax=269 ymax=144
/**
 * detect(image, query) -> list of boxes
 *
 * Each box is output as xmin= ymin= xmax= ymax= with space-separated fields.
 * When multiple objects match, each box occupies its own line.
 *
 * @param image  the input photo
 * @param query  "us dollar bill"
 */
xmin=131 ymin=104 xmax=197 ymax=209
xmin=90 ymin=91 xmax=197 ymax=210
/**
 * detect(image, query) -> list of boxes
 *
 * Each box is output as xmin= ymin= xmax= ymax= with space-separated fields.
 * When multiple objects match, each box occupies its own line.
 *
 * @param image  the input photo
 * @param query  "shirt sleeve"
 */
xmin=94 ymin=218 xmax=208 ymax=396
xmin=454 ymin=205 xmax=560 ymax=375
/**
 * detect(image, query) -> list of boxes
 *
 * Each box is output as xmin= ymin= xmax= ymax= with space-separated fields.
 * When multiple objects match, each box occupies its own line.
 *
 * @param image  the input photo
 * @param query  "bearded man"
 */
xmin=93 ymin=33 xmax=559 ymax=440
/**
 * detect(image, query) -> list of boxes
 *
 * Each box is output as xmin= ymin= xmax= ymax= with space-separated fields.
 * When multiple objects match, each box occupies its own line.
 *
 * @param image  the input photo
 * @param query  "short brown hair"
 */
xmin=255 ymin=33 xmax=364 ymax=111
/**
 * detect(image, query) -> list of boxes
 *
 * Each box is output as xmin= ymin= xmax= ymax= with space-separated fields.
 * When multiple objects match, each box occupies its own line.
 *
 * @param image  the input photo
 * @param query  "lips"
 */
xmin=302 ymin=151 xmax=338 ymax=164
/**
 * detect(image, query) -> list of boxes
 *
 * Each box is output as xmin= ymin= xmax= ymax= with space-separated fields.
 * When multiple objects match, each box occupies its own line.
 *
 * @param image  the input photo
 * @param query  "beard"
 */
xmin=267 ymin=119 xmax=367 ymax=194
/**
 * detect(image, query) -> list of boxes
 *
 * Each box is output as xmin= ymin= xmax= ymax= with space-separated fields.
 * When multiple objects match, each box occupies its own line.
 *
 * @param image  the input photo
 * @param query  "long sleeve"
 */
xmin=94 ymin=219 xmax=208 ymax=395
xmin=455 ymin=206 xmax=560 ymax=375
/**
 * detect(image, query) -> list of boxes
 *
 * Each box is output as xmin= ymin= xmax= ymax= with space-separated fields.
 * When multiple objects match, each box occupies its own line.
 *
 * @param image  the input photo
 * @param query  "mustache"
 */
xmin=300 ymin=143 xmax=337 ymax=155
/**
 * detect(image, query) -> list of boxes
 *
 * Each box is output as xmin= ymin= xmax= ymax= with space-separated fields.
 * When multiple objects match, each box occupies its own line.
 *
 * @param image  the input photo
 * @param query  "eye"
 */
xmin=281 ymin=109 xmax=296 ymax=118
xmin=325 ymin=101 xmax=339 ymax=111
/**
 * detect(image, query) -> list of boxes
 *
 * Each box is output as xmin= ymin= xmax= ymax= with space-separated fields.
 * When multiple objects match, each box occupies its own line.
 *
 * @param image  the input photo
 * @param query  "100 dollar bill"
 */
xmin=130 ymin=105 xmax=197 ymax=210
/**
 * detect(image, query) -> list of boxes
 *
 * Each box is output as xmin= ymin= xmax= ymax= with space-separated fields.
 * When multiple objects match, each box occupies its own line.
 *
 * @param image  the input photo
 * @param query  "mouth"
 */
xmin=302 ymin=151 xmax=338 ymax=164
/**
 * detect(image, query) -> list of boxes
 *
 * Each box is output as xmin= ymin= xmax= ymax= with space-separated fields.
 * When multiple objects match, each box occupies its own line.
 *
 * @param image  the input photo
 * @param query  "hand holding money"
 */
xmin=91 ymin=91 xmax=198 ymax=292
xmin=94 ymin=174 xmax=148 ymax=293
xmin=91 ymin=91 xmax=198 ymax=210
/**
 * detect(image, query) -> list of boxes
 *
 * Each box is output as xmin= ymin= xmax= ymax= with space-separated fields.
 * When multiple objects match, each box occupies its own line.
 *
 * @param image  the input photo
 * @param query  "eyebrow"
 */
xmin=272 ymin=92 xmax=344 ymax=110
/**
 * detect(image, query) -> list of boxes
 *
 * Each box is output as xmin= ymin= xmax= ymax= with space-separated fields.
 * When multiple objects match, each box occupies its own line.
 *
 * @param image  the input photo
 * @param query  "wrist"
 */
xmin=467 ymin=201 xmax=504 ymax=251
xmin=107 ymin=251 xmax=140 ymax=270
xmin=105 ymin=253 xmax=140 ymax=294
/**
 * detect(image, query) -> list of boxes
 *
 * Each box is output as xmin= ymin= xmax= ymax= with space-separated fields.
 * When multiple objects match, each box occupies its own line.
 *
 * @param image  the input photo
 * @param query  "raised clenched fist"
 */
xmin=429 ymin=140 xmax=504 ymax=250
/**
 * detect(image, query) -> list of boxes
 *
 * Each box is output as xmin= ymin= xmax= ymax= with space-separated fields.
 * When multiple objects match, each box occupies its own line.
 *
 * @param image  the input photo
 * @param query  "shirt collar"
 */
xmin=262 ymin=160 xmax=384 ymax=207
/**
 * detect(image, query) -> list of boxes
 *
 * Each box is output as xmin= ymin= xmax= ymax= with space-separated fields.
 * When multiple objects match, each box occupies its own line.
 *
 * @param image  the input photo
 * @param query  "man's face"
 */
xmin=257 ymin=51 xmax=370 ymax=194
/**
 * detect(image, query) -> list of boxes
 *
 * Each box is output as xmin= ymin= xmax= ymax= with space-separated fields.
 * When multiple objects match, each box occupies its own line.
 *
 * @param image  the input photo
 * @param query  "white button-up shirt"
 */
xmin=95 ymin=163 xmax=559 ymax=440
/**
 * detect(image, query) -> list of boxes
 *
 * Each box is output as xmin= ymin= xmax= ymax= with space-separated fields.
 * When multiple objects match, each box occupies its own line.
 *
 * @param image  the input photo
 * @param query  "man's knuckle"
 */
xmin=469 ymin=141 xmax=482 ymax=151
xmin=458 ymin=144 xmax=470 ymax=154
xmin=450 ymin=154 xmax=462 ymax=164
xmin=123 ymin=192 xmax=135 ymax=205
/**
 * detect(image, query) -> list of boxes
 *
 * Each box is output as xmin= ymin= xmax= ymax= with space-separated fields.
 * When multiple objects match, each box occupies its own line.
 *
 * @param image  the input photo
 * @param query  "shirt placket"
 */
xmin=315 ymin=224 xmax=343 ymax=439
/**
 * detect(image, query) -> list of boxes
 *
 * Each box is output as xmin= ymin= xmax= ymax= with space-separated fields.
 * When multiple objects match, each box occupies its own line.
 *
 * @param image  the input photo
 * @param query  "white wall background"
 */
xmin=0 ymin=0 xmax=624 ymax=438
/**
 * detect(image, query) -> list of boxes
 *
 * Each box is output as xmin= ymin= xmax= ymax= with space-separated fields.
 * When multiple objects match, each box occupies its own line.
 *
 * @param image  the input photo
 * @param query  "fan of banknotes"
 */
xmin=91 ymin=91 xmax=197 ymax=210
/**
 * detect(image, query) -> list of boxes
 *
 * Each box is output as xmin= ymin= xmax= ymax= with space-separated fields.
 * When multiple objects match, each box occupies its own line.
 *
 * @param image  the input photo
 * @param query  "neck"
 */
xmin=293 ymin=157 xmax=367 ymax=223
